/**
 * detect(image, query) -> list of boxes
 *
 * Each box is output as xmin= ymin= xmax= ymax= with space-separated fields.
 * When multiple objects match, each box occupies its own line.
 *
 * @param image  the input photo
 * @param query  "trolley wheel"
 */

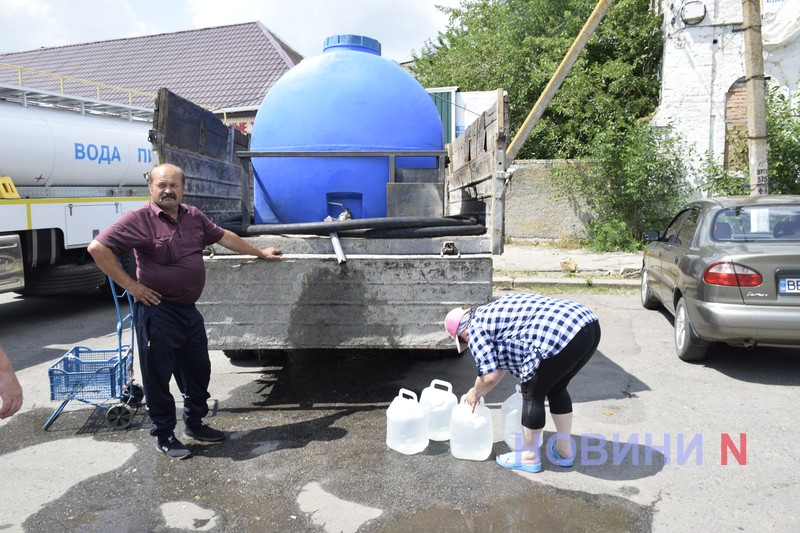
xmin=123 ymin=384 xmax=145 ymax=406
xmin=106 ymin=404 xmax=134 ymax=429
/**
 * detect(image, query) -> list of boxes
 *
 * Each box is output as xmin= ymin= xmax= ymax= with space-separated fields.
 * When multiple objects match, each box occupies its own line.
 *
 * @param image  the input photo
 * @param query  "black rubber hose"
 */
xmin=230 ymin=216 xmax=480 ymax=236
xmin=335 ymin=225 xmax=485 ymax=238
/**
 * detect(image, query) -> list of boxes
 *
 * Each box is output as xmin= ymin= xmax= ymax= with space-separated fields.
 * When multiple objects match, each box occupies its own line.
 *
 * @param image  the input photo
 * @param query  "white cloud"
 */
xmin=0 ymin=0 xmax=459 ymax=62
xmin=5 ymin=0 xmax=51 ymax=16
xmin=0 ymin=0 xmax=186 ymax=52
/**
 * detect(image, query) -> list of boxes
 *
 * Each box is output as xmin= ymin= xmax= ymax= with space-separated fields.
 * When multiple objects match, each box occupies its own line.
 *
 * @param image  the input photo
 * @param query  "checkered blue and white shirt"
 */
xmin=467 ymin=293 xmax=598 ymax=383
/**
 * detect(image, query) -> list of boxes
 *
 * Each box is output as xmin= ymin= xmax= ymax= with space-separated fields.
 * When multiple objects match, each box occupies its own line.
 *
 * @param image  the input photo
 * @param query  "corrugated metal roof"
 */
xmin=0 ymin=21 xmax=302 ymax=111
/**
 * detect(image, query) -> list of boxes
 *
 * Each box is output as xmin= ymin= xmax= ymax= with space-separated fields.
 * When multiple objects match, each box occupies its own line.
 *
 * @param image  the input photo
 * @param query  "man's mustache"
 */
xmin=160 ymin=194 xmax=177 ymax=200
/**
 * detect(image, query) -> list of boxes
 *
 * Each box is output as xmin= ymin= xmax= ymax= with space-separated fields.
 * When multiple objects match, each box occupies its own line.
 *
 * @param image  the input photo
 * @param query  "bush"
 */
xmin=698 ymin=86 xmax=800 ymax=196
xmin=552 ymin=122 xmax=693 ymax=251
xmin=765 ymin=88 xmax=800 ymax=194
xmin=696 ymin=151 xmax=749 ymax=197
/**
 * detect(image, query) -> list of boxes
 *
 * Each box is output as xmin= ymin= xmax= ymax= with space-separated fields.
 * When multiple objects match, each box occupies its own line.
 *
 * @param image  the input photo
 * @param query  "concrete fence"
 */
xmin=504 ymin=160 xmax=588 ymax=242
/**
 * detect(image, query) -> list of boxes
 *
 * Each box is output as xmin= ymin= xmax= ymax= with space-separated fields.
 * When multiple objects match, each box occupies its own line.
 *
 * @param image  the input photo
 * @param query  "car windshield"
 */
xmin=712 ymin=204 xmax=800 ymax=242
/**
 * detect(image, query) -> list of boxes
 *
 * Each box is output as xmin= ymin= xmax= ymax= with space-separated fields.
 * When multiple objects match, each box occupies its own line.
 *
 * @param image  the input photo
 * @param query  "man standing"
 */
xmin=89 ymin=163 xmax=282 ymax=459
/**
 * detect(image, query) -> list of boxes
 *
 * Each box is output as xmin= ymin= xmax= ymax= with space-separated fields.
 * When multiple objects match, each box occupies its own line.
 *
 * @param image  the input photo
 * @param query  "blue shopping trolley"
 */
xmin=43 ymin=277 xmax=144 ymax=430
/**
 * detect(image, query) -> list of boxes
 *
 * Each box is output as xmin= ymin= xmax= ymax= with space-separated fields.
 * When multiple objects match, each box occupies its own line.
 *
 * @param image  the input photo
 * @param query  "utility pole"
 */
xmin=741 ymin=0 xmax=769 ymax=195
xmin=505 ymin=0 xmax=613 ymax=162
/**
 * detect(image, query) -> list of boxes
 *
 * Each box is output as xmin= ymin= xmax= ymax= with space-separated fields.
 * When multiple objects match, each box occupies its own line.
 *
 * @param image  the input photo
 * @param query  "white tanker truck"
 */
xmin=0 ymin=84 xmax=155 ymax=295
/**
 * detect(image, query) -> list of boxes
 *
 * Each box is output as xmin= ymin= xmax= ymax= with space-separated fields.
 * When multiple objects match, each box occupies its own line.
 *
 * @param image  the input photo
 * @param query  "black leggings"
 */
xmin=520 ymin=320 xmax=601 ymax=430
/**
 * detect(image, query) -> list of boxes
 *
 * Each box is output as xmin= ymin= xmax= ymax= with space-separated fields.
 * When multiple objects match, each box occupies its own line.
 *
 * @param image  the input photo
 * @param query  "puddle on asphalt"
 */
xmin=373 ymin=487 xmax=652 ymax=532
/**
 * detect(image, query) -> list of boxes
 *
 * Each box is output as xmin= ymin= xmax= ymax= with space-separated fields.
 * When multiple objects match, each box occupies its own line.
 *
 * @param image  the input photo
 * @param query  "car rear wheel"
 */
xmin=674 ymin=297 xmax=709 ymax=362
xmin=640 ymin=270 xmax=660 ymax=309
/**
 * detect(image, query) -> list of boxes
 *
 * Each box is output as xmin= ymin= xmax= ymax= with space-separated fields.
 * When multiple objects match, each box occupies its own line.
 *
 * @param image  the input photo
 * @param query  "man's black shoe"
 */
xmin=157 ymin=436 xmax=192 ymax=460
xmin=185 ymin=423 xmax=225 ymax=442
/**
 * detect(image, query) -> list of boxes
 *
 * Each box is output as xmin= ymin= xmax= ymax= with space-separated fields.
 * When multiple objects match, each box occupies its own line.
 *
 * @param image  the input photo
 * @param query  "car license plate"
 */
xmin=778 ymin=277 xmax=800 ymax=294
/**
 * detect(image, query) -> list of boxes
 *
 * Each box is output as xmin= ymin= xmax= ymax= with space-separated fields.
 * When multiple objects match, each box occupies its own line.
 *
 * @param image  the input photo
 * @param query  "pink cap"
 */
xmin=444 ymin=307 xmax=471 ymax=353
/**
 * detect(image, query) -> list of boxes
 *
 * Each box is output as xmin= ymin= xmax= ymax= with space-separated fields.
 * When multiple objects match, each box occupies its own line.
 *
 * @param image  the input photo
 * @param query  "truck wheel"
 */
xmin=674 ymin=297 xmax=709 ymax=362
xmin=21 ymin=262 xmax=108 ymax=296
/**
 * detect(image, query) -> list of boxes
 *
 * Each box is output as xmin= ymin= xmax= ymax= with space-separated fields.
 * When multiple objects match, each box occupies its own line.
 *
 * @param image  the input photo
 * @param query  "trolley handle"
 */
xmin=108 ymin=276 xmax=135 ymax=359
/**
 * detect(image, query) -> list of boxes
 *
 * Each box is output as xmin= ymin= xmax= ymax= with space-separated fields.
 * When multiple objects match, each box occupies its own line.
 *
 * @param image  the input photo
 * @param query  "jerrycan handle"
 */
xmin=399 ymin=388 xmax=418 ymax=402
xmin=430 ymin=379 xmax=452 ymax=392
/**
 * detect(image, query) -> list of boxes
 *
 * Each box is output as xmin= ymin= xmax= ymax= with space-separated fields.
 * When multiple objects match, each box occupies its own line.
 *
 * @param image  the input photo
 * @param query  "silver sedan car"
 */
xmin=640 ymin=195 xmax=800 ymax=361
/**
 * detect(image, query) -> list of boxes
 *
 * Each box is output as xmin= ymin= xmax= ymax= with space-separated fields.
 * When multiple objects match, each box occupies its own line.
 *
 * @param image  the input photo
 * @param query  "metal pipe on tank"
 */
xmin=329 ymin=232 xmax=347 ymax=264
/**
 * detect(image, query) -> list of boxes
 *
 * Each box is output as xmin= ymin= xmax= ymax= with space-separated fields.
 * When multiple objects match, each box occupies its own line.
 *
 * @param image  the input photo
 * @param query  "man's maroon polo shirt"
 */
xmin=96 ymin=201 xmax=225 ymax=305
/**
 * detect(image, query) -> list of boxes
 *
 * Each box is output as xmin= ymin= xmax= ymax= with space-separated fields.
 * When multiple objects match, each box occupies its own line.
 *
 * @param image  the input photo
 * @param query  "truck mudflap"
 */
xmin=199 ymin=254 xmax=493 ymax=351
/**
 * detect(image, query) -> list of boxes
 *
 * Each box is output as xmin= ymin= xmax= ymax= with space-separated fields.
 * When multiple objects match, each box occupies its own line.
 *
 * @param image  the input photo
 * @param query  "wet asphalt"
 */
xmin=2 ymin=253 xmax=799 ymax=531
xmin=3 ymin=344 xmax=652 ymax=532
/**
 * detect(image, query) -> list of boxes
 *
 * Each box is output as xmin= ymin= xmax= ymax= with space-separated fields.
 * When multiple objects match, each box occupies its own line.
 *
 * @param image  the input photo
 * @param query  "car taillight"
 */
xmin=703 ymin=262 xmax=763 ymax=287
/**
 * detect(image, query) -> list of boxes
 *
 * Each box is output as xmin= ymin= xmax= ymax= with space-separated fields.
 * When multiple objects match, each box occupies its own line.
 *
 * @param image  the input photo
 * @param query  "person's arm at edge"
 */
xmin=216 ymin=229 xmax=282 ymax=260
xmin=0 ymin=342 xmax=23 ymax=419
xmin=87 ymin=240 xmax=161 ymax=305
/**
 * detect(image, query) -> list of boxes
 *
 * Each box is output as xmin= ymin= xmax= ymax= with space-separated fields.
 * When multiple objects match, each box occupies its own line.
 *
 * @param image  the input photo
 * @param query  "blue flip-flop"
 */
xmin=551 ymin=444 xmax=575 ymax=467
xmin=496 ymin=452 xmax=542 ymax=473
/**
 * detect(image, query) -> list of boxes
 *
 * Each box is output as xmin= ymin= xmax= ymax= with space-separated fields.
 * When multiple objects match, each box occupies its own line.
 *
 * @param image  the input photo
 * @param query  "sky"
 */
xmin=0 ymin=0 xmax=461 ymax=63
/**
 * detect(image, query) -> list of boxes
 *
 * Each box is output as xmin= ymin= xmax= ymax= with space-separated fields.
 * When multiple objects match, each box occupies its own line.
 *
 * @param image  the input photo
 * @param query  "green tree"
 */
xmin=412 ymin=0 xmax=663 ymax=159
xmin=765 ymin=87 xmax=800 ymax=194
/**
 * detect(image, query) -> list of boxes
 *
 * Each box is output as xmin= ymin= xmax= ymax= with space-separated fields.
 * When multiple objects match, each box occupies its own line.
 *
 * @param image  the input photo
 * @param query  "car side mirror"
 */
xmin=642 ymin=230 xmax=660 ymax=242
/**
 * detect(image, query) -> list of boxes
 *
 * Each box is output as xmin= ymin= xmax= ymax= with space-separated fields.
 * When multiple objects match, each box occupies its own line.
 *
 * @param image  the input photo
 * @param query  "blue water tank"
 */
xmin=250 ymin=34 xmax=444 ymax=224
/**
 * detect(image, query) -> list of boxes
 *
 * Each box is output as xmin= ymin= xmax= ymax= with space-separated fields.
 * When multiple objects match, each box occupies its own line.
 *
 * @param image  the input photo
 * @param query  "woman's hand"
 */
xmin=466 ymin=370 xmax=507 ymax=412
xmin=465 ymin=387 xmax=482 ymax=413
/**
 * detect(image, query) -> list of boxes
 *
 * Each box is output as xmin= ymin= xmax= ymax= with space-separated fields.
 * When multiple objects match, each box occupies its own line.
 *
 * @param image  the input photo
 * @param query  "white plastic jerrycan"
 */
xmin=501 ymin=384 xmax=524 ymax=450
xmin=450 ymin=395 xmax=494 ymax=461
xmin=419 ymin=379 xmax=458 ymax=441
xmin=386 ymin=388 xmax=429 ymax=455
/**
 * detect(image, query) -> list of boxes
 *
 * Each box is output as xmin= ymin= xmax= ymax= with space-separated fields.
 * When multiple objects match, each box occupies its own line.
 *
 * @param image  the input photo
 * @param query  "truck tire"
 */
xmin=21 ymin=262 xmax=108 ymax=296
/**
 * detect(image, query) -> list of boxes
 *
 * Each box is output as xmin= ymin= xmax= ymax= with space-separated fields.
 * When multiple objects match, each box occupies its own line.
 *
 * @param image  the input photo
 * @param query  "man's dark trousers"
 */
xmin=135 ymin=301 xmax=211 ymax=440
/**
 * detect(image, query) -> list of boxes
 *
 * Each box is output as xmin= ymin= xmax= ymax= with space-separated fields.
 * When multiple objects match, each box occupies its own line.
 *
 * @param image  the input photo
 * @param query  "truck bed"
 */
xmin=150 ymin=88 xmax=509 ymax=353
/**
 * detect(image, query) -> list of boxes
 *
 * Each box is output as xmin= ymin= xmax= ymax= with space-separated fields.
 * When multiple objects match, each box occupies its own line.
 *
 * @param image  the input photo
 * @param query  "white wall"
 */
xmin=651 ymin=0 xmax=800 ymax=179
xmin=762 ymin=0 xmax=800 ymax=99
